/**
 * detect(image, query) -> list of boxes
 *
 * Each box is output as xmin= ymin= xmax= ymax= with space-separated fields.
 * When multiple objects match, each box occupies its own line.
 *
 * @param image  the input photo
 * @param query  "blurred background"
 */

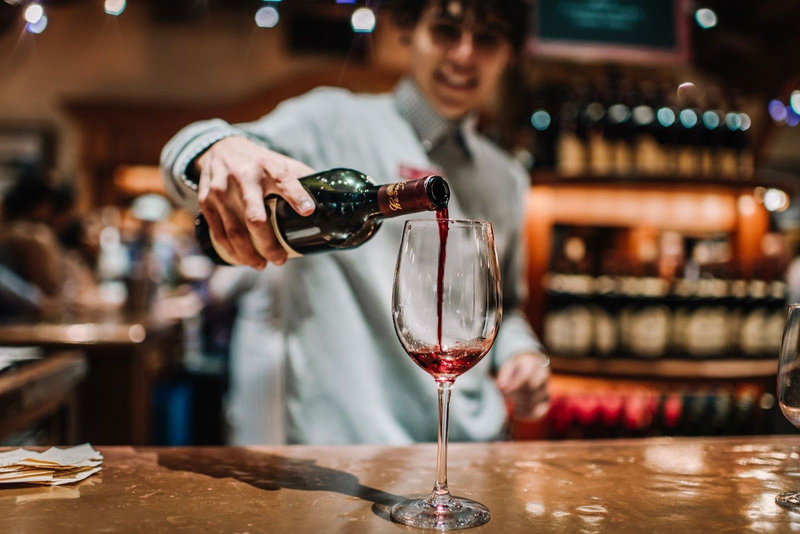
xmin=0 ymin=0 xmax=799 ymax=446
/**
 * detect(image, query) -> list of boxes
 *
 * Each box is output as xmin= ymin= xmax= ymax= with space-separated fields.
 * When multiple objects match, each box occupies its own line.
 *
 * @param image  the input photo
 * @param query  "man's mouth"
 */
xmin=435 ymin=70 xmax=479 ymax=92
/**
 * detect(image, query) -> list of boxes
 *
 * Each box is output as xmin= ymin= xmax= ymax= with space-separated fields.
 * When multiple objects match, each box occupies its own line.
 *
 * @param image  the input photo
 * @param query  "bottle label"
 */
xmin=267 ymin=197 xmax=303 ymax=259
xmin=376 ymin=178 xmax=435 ymax=217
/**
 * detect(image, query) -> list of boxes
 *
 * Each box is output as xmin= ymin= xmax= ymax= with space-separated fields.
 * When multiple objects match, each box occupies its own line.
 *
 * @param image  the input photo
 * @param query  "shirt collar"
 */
xmin=394 ymin=78 xmax=475 ymax=158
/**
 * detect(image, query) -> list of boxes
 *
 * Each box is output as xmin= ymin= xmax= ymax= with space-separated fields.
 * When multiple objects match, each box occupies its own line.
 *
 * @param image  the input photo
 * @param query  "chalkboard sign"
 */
xmin=529 ymin=0 xmax=689 ymax=63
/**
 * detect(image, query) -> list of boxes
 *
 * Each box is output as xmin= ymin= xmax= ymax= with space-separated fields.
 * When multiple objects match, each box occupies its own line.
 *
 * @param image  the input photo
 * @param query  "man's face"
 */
xmin=406 ymin=2 xmax=514 ymax=119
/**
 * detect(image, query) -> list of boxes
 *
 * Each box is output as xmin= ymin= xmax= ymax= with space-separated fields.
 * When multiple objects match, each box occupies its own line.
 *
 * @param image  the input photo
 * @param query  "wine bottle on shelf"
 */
xmin=195 ymin=169 xmax=450 ymax=266
xmin=587 ymin=78 xmax=613 ymax=176
xmin=557 ymin=81 xmax=588 ymax=177
xmin=633 ymin=81 xmax=661 ymax=176
xmin=611 ymin=79 xmax=635 ymax=176
xmin=701 ymin=87 xmax=725 ymax=178
xmin=729 ymin=90 xmax=755 ymax=180
xmin=658 ymin=83 xmax=680 ymax=177
xmin=676 ymin=89 xmax=701 ymax=178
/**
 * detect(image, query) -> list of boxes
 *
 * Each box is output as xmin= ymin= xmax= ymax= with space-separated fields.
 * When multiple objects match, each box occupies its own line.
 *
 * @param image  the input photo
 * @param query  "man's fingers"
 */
xmin=241 ymin=186 xmax=287 ymax=266
xmin=202 ymin=205 xmax=234 ymax=260
xmin=215 ymin=199 xmax=266 ymax=269
xmin=497 ymin=357 xmax=528 ymax=393
xmin=266 ymin=161 xmax=316 ymax=216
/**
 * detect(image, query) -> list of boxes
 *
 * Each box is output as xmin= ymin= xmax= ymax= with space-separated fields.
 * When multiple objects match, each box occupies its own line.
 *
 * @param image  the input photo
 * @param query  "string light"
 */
xmin=104 ymin=0 xmax=126 ymax=16
xmin=24 ymin=3 xmax=43 ymax=24
xmin=255 ymin=6 xmax=279 ymax=28
xmin=351 ymin=7 xmax=376 ymax=33
xmin=695 ymin=8 xmax=717 ymax=29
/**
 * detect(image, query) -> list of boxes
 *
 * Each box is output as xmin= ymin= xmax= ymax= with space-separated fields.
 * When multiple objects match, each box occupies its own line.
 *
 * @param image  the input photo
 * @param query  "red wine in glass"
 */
xmin=408 ymin=339 xmax=495 ymax=382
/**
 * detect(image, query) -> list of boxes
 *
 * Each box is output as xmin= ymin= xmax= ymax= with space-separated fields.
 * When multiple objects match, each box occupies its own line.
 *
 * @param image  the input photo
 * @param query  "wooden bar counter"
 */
xmin=2 ymin=436 xmax=800 ymax=532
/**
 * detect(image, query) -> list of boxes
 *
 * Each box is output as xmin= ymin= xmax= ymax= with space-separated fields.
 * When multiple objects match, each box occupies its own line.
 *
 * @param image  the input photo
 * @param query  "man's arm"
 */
xmin=160 ymin=88 xmax=345 ymax=268
xmin=491 ymin=166 xmax=550 ymax=420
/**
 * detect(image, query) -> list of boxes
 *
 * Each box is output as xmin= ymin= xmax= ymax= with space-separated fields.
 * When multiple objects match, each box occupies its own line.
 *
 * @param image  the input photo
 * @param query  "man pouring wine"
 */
xmin=161 ymin=0 xmax=549 ymax=445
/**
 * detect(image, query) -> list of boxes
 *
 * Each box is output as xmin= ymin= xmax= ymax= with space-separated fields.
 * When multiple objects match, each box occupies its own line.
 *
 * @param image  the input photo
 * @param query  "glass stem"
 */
xmin=431 ymin=380 xmax=453 ymax=506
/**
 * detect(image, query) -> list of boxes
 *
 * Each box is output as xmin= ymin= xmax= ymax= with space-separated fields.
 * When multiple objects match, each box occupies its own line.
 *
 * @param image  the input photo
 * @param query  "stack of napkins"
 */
xmin=0 ymin=444 xmax=102 ymax=486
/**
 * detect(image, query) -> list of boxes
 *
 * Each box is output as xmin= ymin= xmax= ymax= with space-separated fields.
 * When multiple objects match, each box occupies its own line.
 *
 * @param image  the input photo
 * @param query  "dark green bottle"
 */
xmin=195 ymin=168 xmax=450 ymax=266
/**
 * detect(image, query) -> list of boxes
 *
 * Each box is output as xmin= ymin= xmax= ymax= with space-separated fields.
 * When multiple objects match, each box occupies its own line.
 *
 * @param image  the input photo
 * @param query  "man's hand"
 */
xmin=497 ymin=353 xmax=550 ymax=421
xmin=196 ymin=136 xmax=316 ymax=268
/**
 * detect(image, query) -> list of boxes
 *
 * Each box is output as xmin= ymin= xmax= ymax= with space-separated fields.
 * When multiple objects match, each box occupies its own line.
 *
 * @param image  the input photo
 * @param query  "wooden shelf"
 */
xmin=530 ymin=172 xmax=796 ymax=196
xmin=550 ymin=354 xmax=777 ymax=379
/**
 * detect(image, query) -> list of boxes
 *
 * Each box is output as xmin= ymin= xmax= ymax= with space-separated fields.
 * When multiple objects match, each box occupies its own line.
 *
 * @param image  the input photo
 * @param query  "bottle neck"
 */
xmin=376 ymin=178 xmax=440 ymax=219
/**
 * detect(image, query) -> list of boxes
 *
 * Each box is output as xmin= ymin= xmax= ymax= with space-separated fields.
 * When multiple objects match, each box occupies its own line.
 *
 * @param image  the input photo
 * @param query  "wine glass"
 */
xmin=777 ymin=303 xmax=800 ymax=509
xmin=391 ymin=219 xmax=502 ymax=530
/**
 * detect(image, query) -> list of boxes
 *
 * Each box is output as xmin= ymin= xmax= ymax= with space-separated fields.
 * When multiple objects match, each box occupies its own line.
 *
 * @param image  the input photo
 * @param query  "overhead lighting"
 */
xmin=24 ymin=3 xmax=43 ymax=24
xmin=26 ymin=14 xmax=47 ymax=34
xmin=104 ymin=0 xmax=126 ymax=16
xmin=351 ymin=7 xmax=376 ymax=33
xmin=695 ymin=8 xmax=717 ymax=29
xmin=255 ymin=6 xmax=279 ymax=28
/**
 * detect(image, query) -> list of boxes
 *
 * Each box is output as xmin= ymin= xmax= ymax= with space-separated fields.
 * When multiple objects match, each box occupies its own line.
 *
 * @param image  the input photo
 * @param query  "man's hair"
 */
xmin=2 ymin=168 xmax=55 ymax=221
xmin=390 ymin=0 xmax=531 ymax=53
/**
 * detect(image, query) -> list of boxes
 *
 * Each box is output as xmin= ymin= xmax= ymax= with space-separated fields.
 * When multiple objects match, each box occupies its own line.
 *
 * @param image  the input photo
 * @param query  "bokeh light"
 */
xmin=632 ymin=105 xmax=654 ymax=125
xmin=657 ymin=107 xmax=676 ymax=127
xmin=255 ymin=6 xmax=279 ymax=28
xmin=787 ymin=108 xmax=800 ymax=127
xmin=609 ymin=104 xmax=631 ymax=123
xmin=351 ymin=7 xmax=376 ymax=33
xmin=26 ymin=14 xmax=47 ymax=34
xmin=679 ymin=109 xmax=698 ymax=128
xmin=739 ymin=113 xmax=751 ymax=131
xmin=695 ymin=8 xmax=717 ymax=29
xmin=531 ymin=110 xmax=551 ymax=131
xmin=24 ymin=3 xmax=43 ymax=24
xmin=791 ymin=91 xmax=800 ymax=115
xmin=726 ymin=112 xmax=742 ymax=130
xmin=702 ymin=111 xmax=720 ymax=129
xmin=104 ymin=0 xmax=126 ymax=16
xmin=763 ymin=189 xmax=789 ymax=212
xmin=768 ymin=100 xmax=788 ymax=122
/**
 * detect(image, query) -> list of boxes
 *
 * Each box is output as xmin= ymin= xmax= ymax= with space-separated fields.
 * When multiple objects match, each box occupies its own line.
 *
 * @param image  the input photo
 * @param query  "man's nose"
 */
xmin=449 ymin=31 xmax=475 ymax=64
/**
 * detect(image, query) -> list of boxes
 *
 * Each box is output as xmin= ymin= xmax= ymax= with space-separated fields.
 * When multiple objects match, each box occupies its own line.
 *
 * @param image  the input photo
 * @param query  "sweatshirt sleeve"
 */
xmin=160 ymin=87 xmax=345 ymax=210
xmin=490 ymin=164 xmax=546 ymax=371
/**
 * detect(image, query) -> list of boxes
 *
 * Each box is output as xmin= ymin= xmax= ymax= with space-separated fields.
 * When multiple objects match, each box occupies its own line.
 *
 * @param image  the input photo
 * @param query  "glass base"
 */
xmin=390 ymin=496 xmax=490 ymax=530
xmin=777 ymin=492 xmax=800 ymax=510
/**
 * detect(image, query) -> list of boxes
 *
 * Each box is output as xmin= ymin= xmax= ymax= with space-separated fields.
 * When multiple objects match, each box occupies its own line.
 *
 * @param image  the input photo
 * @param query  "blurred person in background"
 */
xmin=162 ymin=0 xmax=549 ymax=445
xmin=0 ymin=168 xmax=112 ymax=315
xmin=0 ymin=168 xmax=64 ymax=299
xmin=209 ymin=266 xmax=286 ymax=445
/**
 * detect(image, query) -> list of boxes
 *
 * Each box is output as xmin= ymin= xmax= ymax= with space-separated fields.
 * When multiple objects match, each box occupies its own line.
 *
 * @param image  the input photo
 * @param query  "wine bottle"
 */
xmin=195 ymin=168 xmax=450 ymax=266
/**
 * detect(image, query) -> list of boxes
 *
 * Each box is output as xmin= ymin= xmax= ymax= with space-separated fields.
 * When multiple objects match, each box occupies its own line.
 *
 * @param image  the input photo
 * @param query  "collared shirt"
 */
xmin=161 ymin=78 xmax=543 ymax=445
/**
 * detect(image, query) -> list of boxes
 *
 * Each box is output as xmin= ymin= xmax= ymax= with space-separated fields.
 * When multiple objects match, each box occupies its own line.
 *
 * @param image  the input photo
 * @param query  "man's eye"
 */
xmin=431 ymin=23 xmax=461 ymax=41
xmin=474 ymin=32 xmax=501 ymax=48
